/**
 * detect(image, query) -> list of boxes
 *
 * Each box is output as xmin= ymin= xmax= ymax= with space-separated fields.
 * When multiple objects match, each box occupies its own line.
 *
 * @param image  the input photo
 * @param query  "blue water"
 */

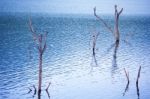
xmin=0 ymin=12 xmax=150 ymax=99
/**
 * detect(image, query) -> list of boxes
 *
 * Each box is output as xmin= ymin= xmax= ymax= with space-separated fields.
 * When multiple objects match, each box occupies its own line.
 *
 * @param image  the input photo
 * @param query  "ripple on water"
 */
xmin=0 ymin=13 xmax=150 ymax=99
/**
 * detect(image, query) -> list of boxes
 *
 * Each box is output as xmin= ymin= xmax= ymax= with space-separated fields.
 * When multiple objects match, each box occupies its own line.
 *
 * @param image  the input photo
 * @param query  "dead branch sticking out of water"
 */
xmin=90 ymin=31 xmax=99 ymax=67
xmin=136 ymin=66 xmax=141 ymax=98
xmin=45 ymin=82 xmax=51 ymax=99
xmin=114 ymin=5 xmax=123 ymax=43
xmin=94 ymin=5 xmax=123 ymax=44
xmin=94 ymin=7 xmax=113 ymax=34
xmin=94 ymin=5 xmax=123 ymax=69
xmin=123 ymin=68 xmax=130 ymax=96
xmin=46 ymin=82 xmax=51 ymax=91
xmin=29 ymin=17 xmax=48 ymax=99
xmin=92 ymin=31 xmax=100 ymax=56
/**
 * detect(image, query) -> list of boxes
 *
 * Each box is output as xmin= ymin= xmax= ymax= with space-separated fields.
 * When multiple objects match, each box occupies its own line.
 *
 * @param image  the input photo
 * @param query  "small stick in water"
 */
xmin=46 ymin=82 xmax=51 ymax=91
xmin=46 ymin=82 xmax=51 ymax=99
xmin=92 ymin=31 xmax=100 ymax=56
xmin=123 ymin=68 xmax=130 ymax=96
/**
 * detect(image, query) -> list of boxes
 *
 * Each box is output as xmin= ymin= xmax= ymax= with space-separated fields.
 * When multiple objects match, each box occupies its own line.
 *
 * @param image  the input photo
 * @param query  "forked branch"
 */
xmin=46 ymin=82 xmax=51 ymax=99
xmin=115 ymin=5 xmax=123 ymax=16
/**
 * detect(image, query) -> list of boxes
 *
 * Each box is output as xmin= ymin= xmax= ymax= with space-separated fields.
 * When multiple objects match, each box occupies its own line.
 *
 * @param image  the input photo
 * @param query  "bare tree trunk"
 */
xmin=29 ymin=18 xmax=47 ymax=99
xmin=114 ymin=16 xmax=120 ymax=42
xmin=38 ymin=53 xmax=42 ymax=99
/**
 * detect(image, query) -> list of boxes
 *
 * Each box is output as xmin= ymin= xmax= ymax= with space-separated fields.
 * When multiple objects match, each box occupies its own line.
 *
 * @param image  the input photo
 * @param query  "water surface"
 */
xmin=0 ymin=13 xmax=150 ymax=99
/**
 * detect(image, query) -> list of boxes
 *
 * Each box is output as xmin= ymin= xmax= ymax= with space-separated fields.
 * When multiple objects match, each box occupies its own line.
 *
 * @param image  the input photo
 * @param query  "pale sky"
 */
xmin=0 ymin=0 xmax=150 ymax=15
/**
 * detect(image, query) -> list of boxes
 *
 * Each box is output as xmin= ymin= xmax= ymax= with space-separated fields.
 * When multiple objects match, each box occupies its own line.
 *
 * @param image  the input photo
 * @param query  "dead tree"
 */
xmin=94 ymin=5 xmax=123 ymax=68
xmin=94 ymin=5 xmax=123 ymax=44
xmin=90 ymin=31 xmax=100 ymax=67
xmin=29 ymin=18 xmax=48 ymax=99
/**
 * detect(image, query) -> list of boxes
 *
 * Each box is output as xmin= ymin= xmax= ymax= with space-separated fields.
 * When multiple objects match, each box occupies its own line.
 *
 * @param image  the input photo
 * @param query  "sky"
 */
xmin=0 ymin=0 xmax=150 ymax=15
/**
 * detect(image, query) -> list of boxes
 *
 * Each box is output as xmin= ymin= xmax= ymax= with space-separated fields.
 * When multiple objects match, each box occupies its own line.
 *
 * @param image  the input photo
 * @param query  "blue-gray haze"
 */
xmin=0 ymin=0 xmax=150 ymax=15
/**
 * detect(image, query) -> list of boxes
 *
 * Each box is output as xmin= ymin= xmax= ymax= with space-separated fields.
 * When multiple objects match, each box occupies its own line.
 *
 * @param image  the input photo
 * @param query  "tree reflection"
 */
xmin=111 ymin=40 xmax=119 ymax=75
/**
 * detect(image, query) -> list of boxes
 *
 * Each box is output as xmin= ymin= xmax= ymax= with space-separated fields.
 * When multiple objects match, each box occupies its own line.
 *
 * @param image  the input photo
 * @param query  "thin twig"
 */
xmin=118 ymin=8 xmax=123 ymax=15
xmin=123 ymin=68 xmax=130 ymax=96
xmin=46 ymin=82 xmax=51 ymax=91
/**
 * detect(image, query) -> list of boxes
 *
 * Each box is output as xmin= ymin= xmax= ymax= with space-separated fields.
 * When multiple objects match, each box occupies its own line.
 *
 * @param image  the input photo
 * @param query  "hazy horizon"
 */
xmin=0 ymin=0 xmax=150 ymax=15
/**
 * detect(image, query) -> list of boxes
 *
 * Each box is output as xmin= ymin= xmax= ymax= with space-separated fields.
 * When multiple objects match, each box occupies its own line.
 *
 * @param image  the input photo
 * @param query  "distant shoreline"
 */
xmin=0 ymin=11 xmax=150 ymax=18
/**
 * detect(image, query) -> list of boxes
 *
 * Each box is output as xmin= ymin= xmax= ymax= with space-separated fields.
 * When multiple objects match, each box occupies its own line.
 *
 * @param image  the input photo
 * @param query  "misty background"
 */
xmin=0 ymin=0 xmax=150 ymax=15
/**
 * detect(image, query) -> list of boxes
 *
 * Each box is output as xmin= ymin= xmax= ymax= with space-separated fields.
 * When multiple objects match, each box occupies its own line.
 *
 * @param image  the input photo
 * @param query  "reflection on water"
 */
xmin=33 ymin=85 xmax=37 ymax=98
xmin=123 ymin=81 xmax=129 ymax=96
xmin=136 ymin=82 xmax=140 ymax=99
xmin=136 ymin=66 xmax=141 ymax=99
xmin=92 ymin=54 xmax=98 ymax=67
xmin=90 ymin=54 xmax=98 ymax=73
xmin=112 ymin=40 xmax=119 ymax=74
xmin=0 ymin=13 xmax=150 ymax=99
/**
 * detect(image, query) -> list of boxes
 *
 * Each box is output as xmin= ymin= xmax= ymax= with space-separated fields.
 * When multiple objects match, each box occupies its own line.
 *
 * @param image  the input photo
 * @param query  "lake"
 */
xmin=0 ymin=12 xmax=150 ymax=99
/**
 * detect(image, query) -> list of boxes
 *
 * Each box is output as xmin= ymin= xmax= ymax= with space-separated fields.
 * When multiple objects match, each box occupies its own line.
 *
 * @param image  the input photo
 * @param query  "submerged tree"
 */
xmin=29 ymin=18 xmax=48 ymax=99
xmin=94 ymin=5 xmax=123 ymax=68
xmin=94 ymin=5 xmax=123 ymax=45
xmin=91 ymin=31 xmax=100 ymax=67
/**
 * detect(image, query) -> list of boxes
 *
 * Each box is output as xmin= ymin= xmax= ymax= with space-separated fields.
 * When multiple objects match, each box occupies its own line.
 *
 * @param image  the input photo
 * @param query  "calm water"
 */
xmin=0 ymin=13 xmax=150 ymax=99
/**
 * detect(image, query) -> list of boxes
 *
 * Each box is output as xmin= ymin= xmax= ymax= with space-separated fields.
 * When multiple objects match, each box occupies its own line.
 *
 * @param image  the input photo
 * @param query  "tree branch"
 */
xmin=124 ymin=68 xmax=129 ymax=83
xmin=28 ymin=17 xmax=39 ymax=42
xmin=94 ymin=7 xmax=113 ymax=34
xmin=136 ymin=66 xmax=141 ymax=84
xmin=118 ymin=8 xmax=123 ymax=15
